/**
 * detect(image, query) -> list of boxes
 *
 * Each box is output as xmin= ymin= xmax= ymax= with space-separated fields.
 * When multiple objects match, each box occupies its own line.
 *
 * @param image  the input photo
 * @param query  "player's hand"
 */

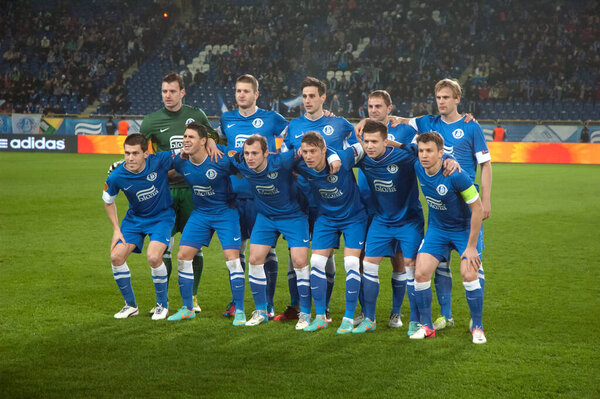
xmin=461 ymin=246 xmax=481 ymax=272
xmin=482 ymin=197 xmax=491 ymax=220
xmin=354 ymin=118 xmax=367 ymax=140
xmin=329 ymin=160 xmax=341 ymax=174
xmin=111 ymin=229 xmax=126 ymax=251
xmin=107 ymin=160 xmax=124 ymax=175
xmin=323 ymin=109 xmax=336 ymax=117
xmin=168 ymin=169 xmax=185 ymax=184
xmin=206 ymin=138 xmax=223 ymax=162
xmin=442 ymin=159 xmax=461 ymax=176
xmin=462 ymin=113 xmax=477 ymax=123
xmin=389 ymin=116 xmax=410 ymax=127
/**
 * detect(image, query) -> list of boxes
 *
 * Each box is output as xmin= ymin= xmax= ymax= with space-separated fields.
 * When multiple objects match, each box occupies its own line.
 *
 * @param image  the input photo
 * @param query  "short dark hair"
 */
xmin=124 ymin=133 xmax=148 ymax=152
xmin=363 ymin=119 xmax=388 ymax=140
xmin=301 ymin=76 xmax=326 ymax=96
xmin=368 ymin=90 xmax=392 ymax=107
xmin=186 ymin=122 xmax=208 ymax=139
xmin=163 ymin=71 xmax=184 ymax=90
xmin=301 ymin=131 xmax=325 ymax=149
xmin=236 ymin=74 xmax=259 ymax=92
xmin=416 ymin=131 xmax=444 ymax=151
xmin=244 ymin=134 xmax=268 ymax=153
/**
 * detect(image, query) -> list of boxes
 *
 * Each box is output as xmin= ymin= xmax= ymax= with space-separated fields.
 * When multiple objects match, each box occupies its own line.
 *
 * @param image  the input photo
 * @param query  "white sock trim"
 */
xmin=463 ymin=279 xmax=482 ymax=291
xmin=414 ymin=280 xmax=431 ymax=291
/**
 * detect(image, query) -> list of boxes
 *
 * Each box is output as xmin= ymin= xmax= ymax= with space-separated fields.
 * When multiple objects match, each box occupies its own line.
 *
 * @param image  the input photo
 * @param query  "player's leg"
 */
xmin=394 ymin=221 xmax=422 ymax=332
xmin=304 ymin=248 xmax=332 ymax=332
xmin=110 ymin=241 xmax=139 ymax=318
xmin=389 ymin=253 xmax=406 ymax=328
xmin=290 ymin=245 xmax=311 ymax=330
xmin=265 ymin=248 xmax=278 ymax=318
xmin=456 ymin=233 xmax=486 ymax=343
xmin=324 ymin=253 xmax=336 ymax=321
xmin=147 ymin=240 xmax=170 ymax=320
xmin=354 ymin=255 xmax=380 ymax=333
xmin=167 ymin=245 xmax=198 ymax=321
xmin=433 ymin=254 xmax=453 ymax=329
xmin=410 ymin=252 xmax=439 ymax=340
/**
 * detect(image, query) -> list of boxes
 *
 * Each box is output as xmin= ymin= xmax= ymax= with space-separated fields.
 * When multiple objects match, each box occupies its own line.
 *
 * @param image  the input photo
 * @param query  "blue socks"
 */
xmin=249 ymin=264 xmax=267 ymax=312
xmin=414 ymin=280 xmax=433 ymax=328
xmin=176 ymin=260 xmax=194 ymax=310
xmin=112 ymin=263 xmax=136 ymax=307
xmin=287 ymin=254 xmax=300 ymax=307
xmin=310 ymin=255 xmax=328 ymax=316
xmin=435 ymin=260 xmax=453 ymax=319
xmin=361 ymin=261 xmax=380 ymax=321
xmin=464 ymin=279 xmax=484 ymax=330
xmin=325 ymin=254 xmax=336 ymax=309
xmin=295 ymin=265 xmax=311 ymax=314
xmin=226 ymin=258 xmax=245 ymax=311
xmin=344 ymin=256 xmax=361 ymax=319
xmin=151 ymin=263 xmax=169 ymax=307
xmin=391 ymin=271 xmax=407 ymax=314
xmin=405 ymin=266 xmax=420 ymax=323
xmin=264 ymin=248 xmax=278 ymax=311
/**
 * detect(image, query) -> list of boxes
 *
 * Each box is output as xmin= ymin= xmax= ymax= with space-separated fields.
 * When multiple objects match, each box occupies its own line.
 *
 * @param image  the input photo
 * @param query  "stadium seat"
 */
xmin=326 ymin=70 xmax=334 ymax=80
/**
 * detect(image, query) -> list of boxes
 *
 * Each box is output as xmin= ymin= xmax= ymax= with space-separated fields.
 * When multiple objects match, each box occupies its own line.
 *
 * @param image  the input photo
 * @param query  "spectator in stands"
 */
xmin=106 ymin=116 xmax=117 ymax=135
xmin=580 ymin=121 xmax=590 ymax=143
xmin=493 ymin=123 xmax=506 ymax=142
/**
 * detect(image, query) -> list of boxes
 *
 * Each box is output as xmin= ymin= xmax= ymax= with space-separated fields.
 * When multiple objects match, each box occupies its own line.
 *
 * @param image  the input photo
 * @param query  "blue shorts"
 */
xmin=120 ymin=208 xmax=175 ymax=253
xmin=365 ymin=217 xmax=424 ymax=259
xmin=250 ymin=212 xmax=309 ymax=248
xmin=312 ymin=213 xmax=368 ymax=250
xmin=237 ymin=198 xmax=257 ymax=241
xmin=180 ymin=207 xmax=241 ymax=251
xmin=418 ymin=226 xmax=484 ymax=262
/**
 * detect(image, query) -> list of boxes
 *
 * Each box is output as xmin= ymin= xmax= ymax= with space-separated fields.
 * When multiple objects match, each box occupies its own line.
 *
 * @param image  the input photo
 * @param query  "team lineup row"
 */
xmin=103 ymin=73 xmax=492 ymax=344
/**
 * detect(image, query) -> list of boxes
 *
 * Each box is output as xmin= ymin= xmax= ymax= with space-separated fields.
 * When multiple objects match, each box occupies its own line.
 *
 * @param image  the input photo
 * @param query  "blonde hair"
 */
xmin=434 ymin=78 xmax=462 ymax=98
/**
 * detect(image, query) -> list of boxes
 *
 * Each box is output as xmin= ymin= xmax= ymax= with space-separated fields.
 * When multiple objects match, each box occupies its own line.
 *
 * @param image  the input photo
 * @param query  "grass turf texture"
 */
xmin=1 ymin=153 xmax=598 ymax=398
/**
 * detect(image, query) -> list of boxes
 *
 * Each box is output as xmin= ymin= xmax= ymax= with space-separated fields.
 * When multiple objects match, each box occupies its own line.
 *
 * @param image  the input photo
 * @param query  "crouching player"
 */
xmin=169 ymin=123 xmax=245 ymax=324
xmin=295 ymin=132 xmax=366 ymax=333
xmin=410 ymin=132 xmax=486 ymax=344
xmin=103 ymin=134 xmax=175 ymax=320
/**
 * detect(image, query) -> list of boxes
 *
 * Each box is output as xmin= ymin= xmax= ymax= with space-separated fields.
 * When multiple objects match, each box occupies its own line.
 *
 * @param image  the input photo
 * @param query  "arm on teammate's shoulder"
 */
xmin=206 ymin=138 xmax=224 ymax=162
xmin=480 ymin=161 xmax=492 ymax=220
xmin=441 ymin=153 xmax=461 ymax=176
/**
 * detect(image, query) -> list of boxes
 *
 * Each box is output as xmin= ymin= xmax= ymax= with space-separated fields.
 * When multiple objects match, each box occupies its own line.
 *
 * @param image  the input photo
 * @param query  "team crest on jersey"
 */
xmin=388 ymin=134 xmax=396 ymax=141
xmin=252 ymin=118 xmax=264 ymax=128
xmin=322 ymin=125 xmax=334 ymax=136
xmin=169 ymin=135 xmax=184 ymax=149
xmin=185 ymin=118 xmax=195 ymax=126
xmin=436 ymin=184 xmax=448 ymax=196
xmin=452 ymin=129 xmax=464 ymax=139
xmin=146 ymin=172 xmax=157 ymax=181
xmin=327 ymin=175 xmax=338 ymax=183
xmin=386 ymin=164 xmax=398 ymax=174
xmin=235 ymin=134 xmax=252 ymax=148
xmin=267 ymin=172 xmax=278 ymax=179
xmin=206 ymin=169 xmax=217 ymax=179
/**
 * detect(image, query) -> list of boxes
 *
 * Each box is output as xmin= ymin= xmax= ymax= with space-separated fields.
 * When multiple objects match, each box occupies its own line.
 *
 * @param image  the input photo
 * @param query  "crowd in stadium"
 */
xmin=0 ymin=0 xmax=598 ymax=120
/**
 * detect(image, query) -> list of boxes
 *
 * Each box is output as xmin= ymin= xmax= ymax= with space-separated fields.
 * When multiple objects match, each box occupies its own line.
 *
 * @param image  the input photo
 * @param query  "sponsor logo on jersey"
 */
xmin=319 ymin=187 xmax=343 ymax=199
xmin=425 ymin=196 xmax=447 ymax=210
xmin=185 ymin=118 xmax=195 ymax=126
xmin=235 ymin=134 xmax=251 ymax=148
xmin=387 ymin=164 xmax=398 ymax=174
xmin=146 ymin=172 xmax=157 ymax=181
xmin=327 ymin=175 xmax=338 ymax=183
xmin=206 ymin=169 xmax=217 ymax=179
xmin=443 ymin=144 xmax=454 ymax=155
xmin=193 ymin=185 xmax=215 ymax=196
xmin=256 ymin=184 xmax=280 ymax=195
xmin=136 ymin=185 xmax=159 ymax=202
xmin=452 ymin=129 xmax=464 ymax=139
xmin=267 ymin=172 xmax=278 ymax=179
xmin=373 ymin=179 xmax=396 ymax=192
xmin=169 ymin=135 xmax=184 ymax=149
xmin=252 ymin=118 xmax=264 ymax=128
xmin=322 ymin=125 xmax=334 ymax=136
xmin=436 ymin=184 xmax=448 ymax=196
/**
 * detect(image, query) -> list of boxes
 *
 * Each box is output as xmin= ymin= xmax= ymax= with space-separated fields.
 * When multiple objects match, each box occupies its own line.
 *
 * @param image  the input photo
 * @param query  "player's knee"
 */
xmin=147 ymin=252 xmax=163 ymax=267
xmin=460 ymin=268 xmax=478 ymax=282
xmin=414 ymin=268 xmax=431 ymax=283
xmin=110 ymin=252 xmax=127 ymax=266
xmin=291 ymin=254 xmax=308 ymax=268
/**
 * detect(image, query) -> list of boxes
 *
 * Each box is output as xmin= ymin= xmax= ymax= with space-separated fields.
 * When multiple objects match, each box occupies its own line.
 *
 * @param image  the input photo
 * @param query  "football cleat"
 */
xmin=352 ymin=318 xmax=376 ymax=334
xmin=114 ymin=304 xmax=139 ymax=319
xmin=167 ymin=307 xmax=195 ymax=321
xmin=267 ymin=304 xmax=275 ymax=320
xmin=148 ymin=307 xmax=155 ymax=315
xmin=388 ymin=313 xmax=403 ymax=328
xmin=151 ymin=303 xmax=169 ymax=320
xmin=472 ymin=328 xmax=487 ymax=344
xmin=222 ymin=301 xmax=236 ymax=317
xmin=336 ymin=317 xmax=354 ymax=334
xmin=304 ymin=315 xmax=328 ymax=332
xmin=274 ymin=305 xmax=300 ymax=321
xmin=353 ymin=312 xmax=365 ymax=327
xmin=232 ymin=309 xmax=246 ymax=326
xmin=295 ymin=312 xmax=311 ymax=330
xmin=324 ymin=308 xmax=332 ymax=323
xmin=409 ymin=325 xmax=435 ymax=340
xmin=407 ymin=321 xmax=421 ymax=337
xmin=433 ymin=316 xmax=454 ymax=330
xmin=245 ymin=310 xmax=268 ymax=326
xmin=192 ymin=295 xmax=202 ymax=313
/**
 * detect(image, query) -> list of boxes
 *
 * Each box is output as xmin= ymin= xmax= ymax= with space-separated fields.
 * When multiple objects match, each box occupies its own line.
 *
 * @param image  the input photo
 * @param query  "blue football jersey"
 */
xmin=295 ymin=144 xmax=365 ymax=221
xmin=387 ymin=121 xmax=417 ymax=144
xmin=220 ymin=108 xmax=289 ymax=198
xmin=230 ymin=151 xmax=303 ymax=218
xmin=283 ymin=114 xmax=357 ymax=152
xmin=103 ymin=151 xmax=174 ymax=218
xmin=414 ymin=161 xmax=478 ymax=231
xmin=358 ymin=146 xmax=424 ymax=225
xmin=410 ymin=115 xmax=491 ymax=182
xmin=172 ymin=145 xmax=237 ymax=213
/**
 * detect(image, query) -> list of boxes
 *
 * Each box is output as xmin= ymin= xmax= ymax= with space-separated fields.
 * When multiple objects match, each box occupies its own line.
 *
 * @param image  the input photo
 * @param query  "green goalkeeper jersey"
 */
xmin=140 ymin=104 xmax=218 ymax=189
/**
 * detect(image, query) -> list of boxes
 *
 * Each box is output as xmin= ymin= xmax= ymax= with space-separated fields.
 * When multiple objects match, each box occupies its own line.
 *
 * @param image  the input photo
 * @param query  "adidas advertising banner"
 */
xmin=0 ymin=134 xmax=77 ymax=153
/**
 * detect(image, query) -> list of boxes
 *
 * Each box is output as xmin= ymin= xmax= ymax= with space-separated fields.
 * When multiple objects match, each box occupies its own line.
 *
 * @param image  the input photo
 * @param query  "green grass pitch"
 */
xmin=1 ymin=153 xmax=598 ymax=398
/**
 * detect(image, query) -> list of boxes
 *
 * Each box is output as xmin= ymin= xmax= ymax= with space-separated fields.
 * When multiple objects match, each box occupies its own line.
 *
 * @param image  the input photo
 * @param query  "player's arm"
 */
xmin=206 ymin=138 xmax=224 ymax=162
xmin=460 ymin=185 xmax=483 ymax=271
xmin=102 ymin=184 xmax=125 ymax=250
xmin=196 ymin=109 xmax=221 ymax=143
xmin=480 ymin=161 xmax=492 ymax=220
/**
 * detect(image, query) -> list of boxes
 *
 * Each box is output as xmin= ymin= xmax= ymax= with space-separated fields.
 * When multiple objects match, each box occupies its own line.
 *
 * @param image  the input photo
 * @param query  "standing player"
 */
xmin=406 ymin=79 xmax=491 ymax=331
xmin=230 ymin=135 xmax=311 ymax=329
xmin=139 ymin=71 xmax=218 ymax=314
xmin=295 ymin=132 xmax=366 ymax=333
xmin=219 ymin=74 xmax=289 ymax=319
xmin=410 ymin=132 xmax=486 ymax=344
xmin=280 ymin=76 xmax=358 ymax=322
xmin=103 ymin=134 xmax=175 ymax=320
xmin=169 ymin=123 xmax=246 ymax=325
